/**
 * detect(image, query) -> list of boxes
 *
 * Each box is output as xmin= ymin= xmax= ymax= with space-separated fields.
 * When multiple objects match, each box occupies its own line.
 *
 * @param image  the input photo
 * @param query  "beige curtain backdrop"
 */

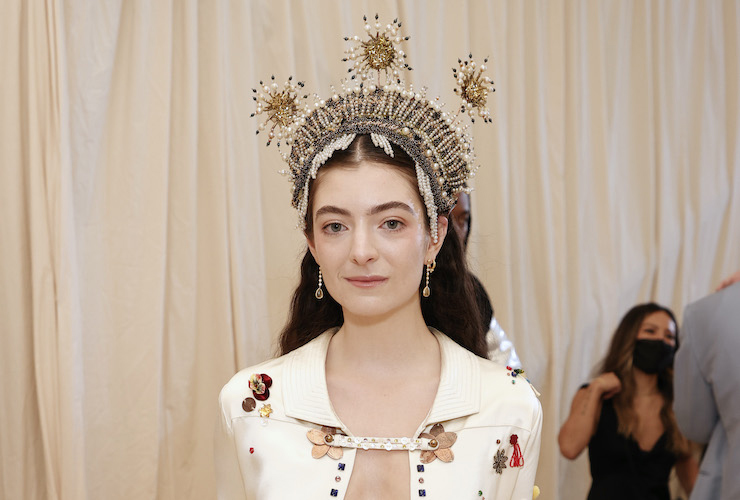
xmin=1 ymin=1 xmax=738 ymax=499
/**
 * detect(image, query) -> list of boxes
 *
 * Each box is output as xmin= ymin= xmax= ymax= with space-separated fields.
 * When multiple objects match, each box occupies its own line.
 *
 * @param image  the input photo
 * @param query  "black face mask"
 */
xmin=633 ymin=339 xmax=675 ymax=374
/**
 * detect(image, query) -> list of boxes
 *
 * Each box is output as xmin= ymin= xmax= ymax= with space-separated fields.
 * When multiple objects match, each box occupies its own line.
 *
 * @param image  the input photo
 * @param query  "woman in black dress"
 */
xmin=558 ymin=303 xmax=698 ymax=499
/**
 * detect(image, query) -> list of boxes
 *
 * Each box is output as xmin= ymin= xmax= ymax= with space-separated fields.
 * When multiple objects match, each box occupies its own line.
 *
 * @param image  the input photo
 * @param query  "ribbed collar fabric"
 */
xmin=282 ymin=328 xmax=481 ymax=435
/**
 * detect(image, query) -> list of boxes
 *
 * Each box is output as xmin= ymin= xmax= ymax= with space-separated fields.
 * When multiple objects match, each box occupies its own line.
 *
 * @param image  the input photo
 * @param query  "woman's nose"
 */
xmin=349 ymin=226 xmax=378 ymax=265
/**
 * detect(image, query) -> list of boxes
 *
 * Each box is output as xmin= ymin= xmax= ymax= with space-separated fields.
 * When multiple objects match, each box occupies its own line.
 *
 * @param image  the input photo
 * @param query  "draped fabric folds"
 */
xmin=1 ymin=1 xmax=737 ymax=499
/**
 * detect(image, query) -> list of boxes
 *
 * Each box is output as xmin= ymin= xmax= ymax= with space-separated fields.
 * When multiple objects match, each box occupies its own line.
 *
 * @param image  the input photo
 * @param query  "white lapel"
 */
xmin=425 ymin=329 xmax=481 ymax=424
xmin=282 ymin=330 xmax=344 ymax=428
xmin=282 ymin=328 xmax=481 ymax=432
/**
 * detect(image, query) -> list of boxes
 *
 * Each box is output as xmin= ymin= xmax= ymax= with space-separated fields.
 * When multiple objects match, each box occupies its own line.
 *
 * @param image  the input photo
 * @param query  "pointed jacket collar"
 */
xmin=282 ymin=328 xmax=481 ymax=432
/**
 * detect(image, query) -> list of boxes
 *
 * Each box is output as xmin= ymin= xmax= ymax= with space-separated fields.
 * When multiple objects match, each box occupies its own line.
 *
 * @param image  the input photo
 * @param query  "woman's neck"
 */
xmin=330 ymin=304 xmax=437 ymax=371
xmin=632 ymin=367 xmax=660 ymax=396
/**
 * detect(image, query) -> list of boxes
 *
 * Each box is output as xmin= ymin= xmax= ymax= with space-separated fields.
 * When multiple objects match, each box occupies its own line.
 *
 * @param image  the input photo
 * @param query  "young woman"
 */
xmin=216 ymin=135 xmax=542 ymax=499
xmin=216 ymin=17 xmax=541 ymax=499
xmin=558 ymin=303 xmax=698 ymax=499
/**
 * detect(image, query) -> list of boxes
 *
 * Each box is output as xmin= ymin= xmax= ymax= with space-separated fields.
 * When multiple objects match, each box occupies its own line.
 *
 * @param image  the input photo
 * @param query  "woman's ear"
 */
xmin=305 ymin=231 xmax=319 ymax=266
xmin=426 ymin=215 xmax=448 ymax=262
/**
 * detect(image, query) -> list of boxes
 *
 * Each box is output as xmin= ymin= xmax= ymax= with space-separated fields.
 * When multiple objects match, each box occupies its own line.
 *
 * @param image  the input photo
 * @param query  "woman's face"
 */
xmin=635 ymin=311 xmax=677 ymax=347
xmin=307 ymin=161 xmax=447 ymax=319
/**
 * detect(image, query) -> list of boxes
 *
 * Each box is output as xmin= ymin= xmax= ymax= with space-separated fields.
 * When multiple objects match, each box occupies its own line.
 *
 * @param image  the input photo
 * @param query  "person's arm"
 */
xmin=558 ymin=373 xmax=621 ymax=459
xmin=675 ymin=450 xmax=699 ymax=495
xmin=673 ymin=308 xmax=718 ymax=444
xmin=214 ymin=393 xmax=250 ymax=500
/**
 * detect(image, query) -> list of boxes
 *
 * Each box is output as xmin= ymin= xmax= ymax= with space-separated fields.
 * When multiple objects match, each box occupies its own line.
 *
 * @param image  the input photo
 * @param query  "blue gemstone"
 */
xmin=417 ymin=465 xmax=424 ymax=472
xmin=330 ymin=489 xmax=338 ymax=497
xmin=337 ymin=463 xmax=345 ymax=471
xmin=419 ymin=490 xmax=426 ymax=497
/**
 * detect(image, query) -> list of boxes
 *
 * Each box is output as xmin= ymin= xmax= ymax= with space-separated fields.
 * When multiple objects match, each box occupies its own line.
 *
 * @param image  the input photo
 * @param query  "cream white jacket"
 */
xmin=216 ymin=329 xmax=542 ymax=500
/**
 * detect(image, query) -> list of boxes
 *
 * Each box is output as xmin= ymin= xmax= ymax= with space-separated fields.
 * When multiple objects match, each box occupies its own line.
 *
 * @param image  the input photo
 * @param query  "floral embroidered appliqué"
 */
xmin=419 ymin=423 xmax=457 ymax=464
xmin=249 ymin=373 xmax=273 ymax=401
xmin=307 ymin=426 xmax=344 ymax=460
xmin=492 ymin=448 xmax=508 ymax=474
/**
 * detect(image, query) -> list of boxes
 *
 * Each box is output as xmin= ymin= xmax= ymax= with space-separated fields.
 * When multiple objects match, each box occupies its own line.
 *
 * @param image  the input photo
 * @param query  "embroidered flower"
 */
xmin=419 ymin=423 xmax=457 ymax=463
xmin=249 ymin=373 xmax=273 ymax=401
xmin=307 ymin=426 xmax=344 ymax=460
xmin=492 ymin=448 xmax=508 ymax=474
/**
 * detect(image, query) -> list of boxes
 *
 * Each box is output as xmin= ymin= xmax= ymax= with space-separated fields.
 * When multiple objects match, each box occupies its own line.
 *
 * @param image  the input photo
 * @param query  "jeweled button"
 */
xmin=429 ymin=439 xmax=438 ymax=448
xmin=325 ymin=435 xmax=334 ymax=443
xmin=241 ymin=398 xmax=256 ymax=412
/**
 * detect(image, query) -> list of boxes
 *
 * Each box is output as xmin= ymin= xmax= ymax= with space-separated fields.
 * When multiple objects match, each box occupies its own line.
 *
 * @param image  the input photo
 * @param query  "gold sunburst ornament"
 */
xmin=343 ymin=14 xmax=411 ymax=83
xmin=453 ymin=54 xmax=495 ymax=123
xmin=251 ymin=76 xmax=308 ymax=146
xmin=251 ymin=15 xmax=497 ymax=242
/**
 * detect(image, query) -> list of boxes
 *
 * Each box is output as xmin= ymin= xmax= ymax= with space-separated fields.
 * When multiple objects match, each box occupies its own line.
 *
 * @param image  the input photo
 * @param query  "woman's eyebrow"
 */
xmin=369 ymin=201 xmax=416 ymax=216
xmin=315 ymin=205 xmax=351 ymax=217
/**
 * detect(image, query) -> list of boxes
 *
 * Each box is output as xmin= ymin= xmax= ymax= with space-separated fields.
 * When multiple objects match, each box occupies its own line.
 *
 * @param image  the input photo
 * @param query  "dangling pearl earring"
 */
xmin=422 ymin=260 xmax=436 ymax=297
xmin=315 ymin=267 xmax=324 ymax=300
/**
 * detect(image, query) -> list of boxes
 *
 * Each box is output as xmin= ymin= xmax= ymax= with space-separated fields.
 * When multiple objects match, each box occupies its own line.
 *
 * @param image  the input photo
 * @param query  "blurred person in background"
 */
xmin=558 ymin=303 xmax=698 ymax=499
xmin=451 ymin=192 xmax=521 ymax=368
xmin=674 ymin=271 xmax=740 ymax=500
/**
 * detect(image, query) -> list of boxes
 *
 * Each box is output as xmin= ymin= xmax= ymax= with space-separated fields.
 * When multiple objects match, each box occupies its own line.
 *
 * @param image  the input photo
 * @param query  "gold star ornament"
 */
xmin=343 ymin=14 xmax=411 ymax=83
xmin=453 ymin=54 xmax=495 ymax=123
xmin=251 ymin=76 xmax=307 ymax=147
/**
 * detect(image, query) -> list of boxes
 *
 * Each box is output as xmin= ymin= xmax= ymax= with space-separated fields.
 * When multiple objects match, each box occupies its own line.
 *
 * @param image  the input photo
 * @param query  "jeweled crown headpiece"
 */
xmin=252 ymin=15 xmax=494 ymax=242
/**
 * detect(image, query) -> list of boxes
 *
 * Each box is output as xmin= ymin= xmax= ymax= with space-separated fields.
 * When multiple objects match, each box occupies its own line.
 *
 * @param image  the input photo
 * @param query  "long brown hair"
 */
xmin=278 ymin=134 xmax=488 ymax=358
xmin=600 ymin=303 xmax=688 ymax=455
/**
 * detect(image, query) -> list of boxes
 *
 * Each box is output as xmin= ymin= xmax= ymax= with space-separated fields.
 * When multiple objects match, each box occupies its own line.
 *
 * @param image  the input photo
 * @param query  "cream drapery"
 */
xmin=1 ymin=1 xmax=738 ymax=499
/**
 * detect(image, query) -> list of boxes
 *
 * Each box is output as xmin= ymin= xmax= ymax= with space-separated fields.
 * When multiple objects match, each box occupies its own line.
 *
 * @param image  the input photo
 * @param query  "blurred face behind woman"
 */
xmin=306 ymin=160 xmax=445 ymax=321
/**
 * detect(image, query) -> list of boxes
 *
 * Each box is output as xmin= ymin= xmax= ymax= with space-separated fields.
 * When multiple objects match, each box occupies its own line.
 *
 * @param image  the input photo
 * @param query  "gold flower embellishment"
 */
xmin=420 ymin=423 xmax=457 ymax=463
xmin=453 ymin=54 xmax=495 ymax=123
xmin=343 ymin=14 xmax=412 ymax=83
xmin=251 ymin=75 xmax=308 ymax=147
xmin=307 ymin=426 xmax=344 ymax=460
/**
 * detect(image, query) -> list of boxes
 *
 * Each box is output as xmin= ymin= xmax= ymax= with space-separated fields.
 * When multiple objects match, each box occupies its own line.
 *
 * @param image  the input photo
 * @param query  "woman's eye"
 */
xmin=325 ymin=222 xmax=344 ymax=233
xmin=384 ymin=220 xmax=402 ymax=230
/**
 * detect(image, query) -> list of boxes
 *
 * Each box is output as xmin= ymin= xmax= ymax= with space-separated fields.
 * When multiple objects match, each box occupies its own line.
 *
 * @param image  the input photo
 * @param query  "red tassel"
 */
xmin=509 ymin=434 xmax=524 ymax=467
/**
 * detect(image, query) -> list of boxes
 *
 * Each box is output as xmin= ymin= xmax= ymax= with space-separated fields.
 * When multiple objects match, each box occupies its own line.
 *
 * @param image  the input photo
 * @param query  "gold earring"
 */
xmin=315 ymin=267 xmax=324 ymax=300
xmin=422 ymin=260 xmax=436 ymax=297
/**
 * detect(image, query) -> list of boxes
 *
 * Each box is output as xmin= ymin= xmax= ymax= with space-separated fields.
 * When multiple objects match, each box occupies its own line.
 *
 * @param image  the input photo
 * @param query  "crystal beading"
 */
xmin=328 ymin=435 xmax=440 ymax=452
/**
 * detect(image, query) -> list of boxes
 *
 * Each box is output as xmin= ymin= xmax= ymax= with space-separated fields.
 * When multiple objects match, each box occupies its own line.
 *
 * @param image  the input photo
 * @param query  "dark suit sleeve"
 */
xmin=673 ymin=301 xmax=719 ymax=444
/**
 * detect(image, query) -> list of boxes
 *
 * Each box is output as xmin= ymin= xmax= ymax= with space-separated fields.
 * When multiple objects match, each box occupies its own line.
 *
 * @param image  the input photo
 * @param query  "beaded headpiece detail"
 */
xmin=252 ymin=15 xmax=495 ymax=242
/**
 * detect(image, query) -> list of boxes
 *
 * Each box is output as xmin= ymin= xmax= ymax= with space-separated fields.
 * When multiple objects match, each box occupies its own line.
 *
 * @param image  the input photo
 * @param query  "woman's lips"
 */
xmin=345 ymin=276 xmax=388 ymax=288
